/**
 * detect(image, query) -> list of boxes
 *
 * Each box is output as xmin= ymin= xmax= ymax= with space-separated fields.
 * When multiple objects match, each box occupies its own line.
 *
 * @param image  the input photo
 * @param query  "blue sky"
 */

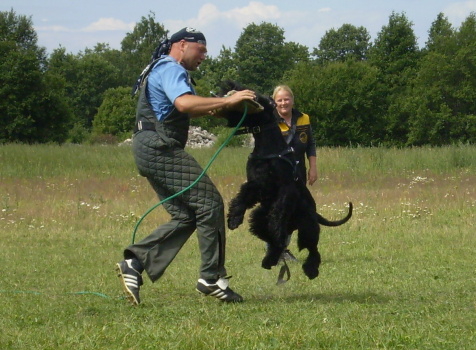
xmin=4 ymin=0 xmax=476 ymax=57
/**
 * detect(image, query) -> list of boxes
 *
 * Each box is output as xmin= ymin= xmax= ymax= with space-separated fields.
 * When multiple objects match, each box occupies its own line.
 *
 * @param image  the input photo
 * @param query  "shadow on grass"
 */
xmin=252 ymin=291 xmax=389 ymax=304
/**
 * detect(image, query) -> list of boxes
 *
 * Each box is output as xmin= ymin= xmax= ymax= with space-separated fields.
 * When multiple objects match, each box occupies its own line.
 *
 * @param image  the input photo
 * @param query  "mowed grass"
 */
xmin=0 ymin=144 xmax=475 ymax=349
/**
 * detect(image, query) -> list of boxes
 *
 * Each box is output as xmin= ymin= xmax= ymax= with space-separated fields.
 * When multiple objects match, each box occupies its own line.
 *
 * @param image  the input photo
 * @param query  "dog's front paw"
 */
xmin=261 ymin=254 xmax=280 ymax=270
xmin=261 ymin=256 xmax=272 ymax=269
xmin=227 ymin=215 xmax=243 ymax=230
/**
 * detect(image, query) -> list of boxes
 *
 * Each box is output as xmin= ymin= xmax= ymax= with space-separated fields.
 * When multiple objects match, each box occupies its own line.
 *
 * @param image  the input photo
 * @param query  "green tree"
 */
xmin=76 ymin=51 xmax=121 ymax=127
xmin=89 ymin=43 xmax=126 ymax=85
xmin=120 ymin=12 xmax=168 ymax=87
xmin=92 ymin=87 xmax=137 ymax=139
xmin=0 ymin=9 xmax=71 ymax=143
xmin=406 ymin=13 xmax=476 ymax=145
xmin=452 ymin=12 xmax=476 ymax=118
xmin=194 ymin=47 xmax=239 ymax=94
xmin=284 ymin=60 xmax=385 ymax=146
xmin=47 ymin=47 xmax=120 ymax=130
xmin=368 ymin=12 xmax=421 ymax=145
xmin=313 ymin=24 xmax=371 ymax=63
xmin=425 ymin=12 xmax=454 ymax=52
xmin=282 ymin=41 xmax=310 ymax=65
xmin=369 ymin=12 xmax=420 ymax=78
xmin=234 ymin=22 xmax=309 ymax=93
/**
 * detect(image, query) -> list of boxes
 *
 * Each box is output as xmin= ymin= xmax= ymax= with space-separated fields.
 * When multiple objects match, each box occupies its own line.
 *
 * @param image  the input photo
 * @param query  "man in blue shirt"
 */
xmin=116 ymin=27 xmax=255 ymax=305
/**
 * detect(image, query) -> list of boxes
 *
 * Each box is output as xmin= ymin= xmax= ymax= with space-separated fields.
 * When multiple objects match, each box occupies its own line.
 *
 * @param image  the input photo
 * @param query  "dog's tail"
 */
xmin=317 ymin=202 xmax=353 ymax=227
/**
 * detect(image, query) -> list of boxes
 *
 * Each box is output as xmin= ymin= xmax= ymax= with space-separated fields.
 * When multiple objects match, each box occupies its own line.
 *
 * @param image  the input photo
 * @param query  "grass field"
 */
xmin=0 ymin=144 xmax=475 ymax=349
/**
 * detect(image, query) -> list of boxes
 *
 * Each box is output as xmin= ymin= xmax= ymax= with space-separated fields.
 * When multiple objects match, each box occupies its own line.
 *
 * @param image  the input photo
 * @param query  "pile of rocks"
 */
xmin=186 ymin=126 xmax=217 ymax=148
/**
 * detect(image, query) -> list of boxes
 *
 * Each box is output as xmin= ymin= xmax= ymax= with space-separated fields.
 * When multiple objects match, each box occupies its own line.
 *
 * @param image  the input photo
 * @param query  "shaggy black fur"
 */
xmin=218 ymin=81 xmax=353 ymax=279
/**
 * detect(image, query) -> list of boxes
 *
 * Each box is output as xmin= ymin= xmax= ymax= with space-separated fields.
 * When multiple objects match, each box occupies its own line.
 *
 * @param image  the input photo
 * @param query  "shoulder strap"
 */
xmin=131 ymin=57 xmax=165 ymax=96
xmin=284 ymin=123 xmax=297 ymax=144
xmin=132 ymin=39 xmax=172 ymax=96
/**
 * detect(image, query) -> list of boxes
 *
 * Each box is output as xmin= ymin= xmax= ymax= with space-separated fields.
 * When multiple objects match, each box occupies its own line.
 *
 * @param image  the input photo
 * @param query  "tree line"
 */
xmin=1 ymin=9 xmax=475 ymax=146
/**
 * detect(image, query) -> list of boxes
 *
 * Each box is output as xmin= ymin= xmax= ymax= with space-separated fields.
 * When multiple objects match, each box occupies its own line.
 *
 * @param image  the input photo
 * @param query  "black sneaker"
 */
xmin=116 ymin=260 xmax=143 ymax=306
xmin=282 ymin=249 xmax=299 ymax=262
xmin=196 ymin=277 xmax=243 ymax=302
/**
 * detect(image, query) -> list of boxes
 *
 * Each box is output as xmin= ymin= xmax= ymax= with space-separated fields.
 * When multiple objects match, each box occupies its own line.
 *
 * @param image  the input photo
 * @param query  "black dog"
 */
xmin=217 ymin=81 xmax=352 ymax=279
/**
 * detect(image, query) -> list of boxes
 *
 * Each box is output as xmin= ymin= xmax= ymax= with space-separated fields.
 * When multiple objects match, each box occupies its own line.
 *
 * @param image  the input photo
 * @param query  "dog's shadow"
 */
xmin=253 ymin=291 xmax=389 ymax=304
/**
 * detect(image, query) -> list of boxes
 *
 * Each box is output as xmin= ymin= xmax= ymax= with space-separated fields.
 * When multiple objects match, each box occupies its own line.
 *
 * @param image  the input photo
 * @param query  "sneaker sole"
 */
xmin=115 ymin=263 xmax=140 ymax=306
xmin=196 ymin=288 xmax=243 ymax=303
xmin=196 ymin=283 xmax=244 ymax=303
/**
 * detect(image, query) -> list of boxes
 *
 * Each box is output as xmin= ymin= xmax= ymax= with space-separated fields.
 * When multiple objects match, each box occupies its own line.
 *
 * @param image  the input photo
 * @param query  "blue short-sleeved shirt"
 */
xmin=146 ymin=56 xmax=195 ymax=121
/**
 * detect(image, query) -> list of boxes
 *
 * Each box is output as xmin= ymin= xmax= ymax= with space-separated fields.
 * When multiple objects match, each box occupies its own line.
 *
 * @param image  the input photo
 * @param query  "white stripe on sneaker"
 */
xmin=123 ymin=275 xmax=139 ymax=288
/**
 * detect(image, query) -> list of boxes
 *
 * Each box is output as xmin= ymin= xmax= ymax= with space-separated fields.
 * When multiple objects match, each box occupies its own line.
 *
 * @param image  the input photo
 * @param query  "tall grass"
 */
xmin=0 ymin=144 xmax=475 ymax=349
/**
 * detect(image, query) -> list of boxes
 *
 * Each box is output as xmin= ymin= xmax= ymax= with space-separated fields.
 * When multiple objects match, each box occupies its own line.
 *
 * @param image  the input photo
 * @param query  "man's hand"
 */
xmin=211 ymin=89 xmax=262 ymax=117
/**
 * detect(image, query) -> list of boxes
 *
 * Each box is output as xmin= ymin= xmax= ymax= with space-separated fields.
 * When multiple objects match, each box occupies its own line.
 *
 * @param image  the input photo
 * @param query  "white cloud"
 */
xmin=443 ymin=0 xmax=476 ymax=24
xmin=223 ymin=1 xmax=281 ymax=26
xmin=82 ymin=18 xmax=135 ymax=32
xmin=196 ymin=3 xmax=222 ymax=23
xmin=159 ymin=1 xmax=283 ymax=56
xmin=164 ymin=2 xmax=281 ymax=32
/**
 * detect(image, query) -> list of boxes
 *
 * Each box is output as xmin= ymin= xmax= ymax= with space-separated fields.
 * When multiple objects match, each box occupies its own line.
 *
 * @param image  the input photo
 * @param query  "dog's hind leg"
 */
xmin=227 ymin=181 xmax=261 ymax=230
xmin=261 ymin=246 xmax=284 ymax=270
xmin=302 ymin=247 xmax=321 ymax=279
xmin=258 ymin=184 xmax=298 ymax=269
xmin=249 ymin=206 xmax=283 ymax=269
xmin=297 ymin=209 xmax=321 ymax=279
xmin=268 ymin=184 xmax=298 ymax=245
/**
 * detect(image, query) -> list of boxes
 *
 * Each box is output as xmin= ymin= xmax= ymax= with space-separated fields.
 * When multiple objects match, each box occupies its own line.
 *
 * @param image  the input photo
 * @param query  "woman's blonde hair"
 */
xmin=272 ymin=85 xmax=294 ymax=101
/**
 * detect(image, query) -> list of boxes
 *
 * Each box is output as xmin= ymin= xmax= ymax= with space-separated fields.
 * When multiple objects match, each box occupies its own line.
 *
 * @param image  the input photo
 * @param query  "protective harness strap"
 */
xmin=233 ymin=123 xmax=277 ymax=135
xmin=249 ymin=147 xmax=300 ymax=181
xmin=277 ymin=260 xmax=291 ymax=285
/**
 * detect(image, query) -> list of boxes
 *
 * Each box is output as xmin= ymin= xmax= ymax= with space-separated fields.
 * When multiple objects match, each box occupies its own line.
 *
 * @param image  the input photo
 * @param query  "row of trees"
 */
xmin=1 ymin=9 xmax=475 ymax=146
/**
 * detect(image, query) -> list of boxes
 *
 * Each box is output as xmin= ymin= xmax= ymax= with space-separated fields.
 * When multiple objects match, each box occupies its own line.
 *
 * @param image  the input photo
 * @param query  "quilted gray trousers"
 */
xmin=125 ymin=130 xmax=227 ymax=282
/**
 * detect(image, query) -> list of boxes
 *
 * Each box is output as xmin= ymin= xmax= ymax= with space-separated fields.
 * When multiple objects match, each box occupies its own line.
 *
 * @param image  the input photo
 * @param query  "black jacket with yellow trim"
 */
xmin=275 ymin=109 xmax=316 ymax=181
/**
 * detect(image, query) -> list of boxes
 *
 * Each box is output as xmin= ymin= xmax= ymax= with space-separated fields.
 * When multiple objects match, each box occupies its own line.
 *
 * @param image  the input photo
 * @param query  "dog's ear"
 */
xmin=268 ymin=96 xmax=277 ymax=109
xmin=216 ymin=81 xmax=232 ymax=97
xmin=218 ymin=80 xmax=245 ymax=96
xmin=256 ymin=95 xmax=276 ymax=112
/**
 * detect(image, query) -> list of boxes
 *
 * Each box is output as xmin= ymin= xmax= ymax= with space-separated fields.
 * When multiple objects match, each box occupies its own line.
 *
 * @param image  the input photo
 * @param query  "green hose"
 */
xmin=131 ymin=104 xmax=249 ymax=244
xmin=0 ymin=105 xmax=250 ymax=300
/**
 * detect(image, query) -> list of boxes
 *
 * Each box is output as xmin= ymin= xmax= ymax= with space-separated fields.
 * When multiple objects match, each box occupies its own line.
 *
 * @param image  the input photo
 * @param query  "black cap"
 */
xmin=170 ymin=27 xmax=207 ymax=46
